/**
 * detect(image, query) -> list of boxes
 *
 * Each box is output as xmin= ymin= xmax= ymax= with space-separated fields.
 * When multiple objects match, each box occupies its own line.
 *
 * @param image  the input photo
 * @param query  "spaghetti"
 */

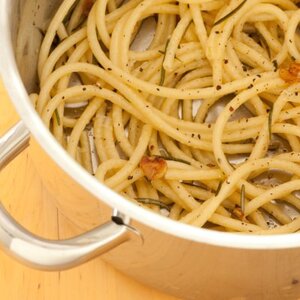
xmin=32 ymin=0 xmax=300 ymax=233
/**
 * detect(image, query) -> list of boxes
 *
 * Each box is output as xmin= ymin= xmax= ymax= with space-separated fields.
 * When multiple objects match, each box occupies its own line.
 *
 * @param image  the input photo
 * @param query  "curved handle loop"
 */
xmin=0 ymin=121 xmax=140 ymax=270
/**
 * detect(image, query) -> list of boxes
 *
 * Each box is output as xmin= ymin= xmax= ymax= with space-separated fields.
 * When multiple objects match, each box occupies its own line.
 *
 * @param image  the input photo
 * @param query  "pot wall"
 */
xmin=29 ymin=139 xmax=300 ymax=300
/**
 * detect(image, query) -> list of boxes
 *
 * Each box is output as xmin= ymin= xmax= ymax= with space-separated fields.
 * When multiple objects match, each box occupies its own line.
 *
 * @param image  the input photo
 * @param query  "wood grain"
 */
xmin=0 ymin=79 xmax=179 ymax=300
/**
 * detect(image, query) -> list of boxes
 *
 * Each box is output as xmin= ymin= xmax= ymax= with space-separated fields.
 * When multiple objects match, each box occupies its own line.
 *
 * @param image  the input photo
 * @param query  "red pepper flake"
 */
xmin=140 ymin=156 xmax=167 ymax=180
xmin=229 ymin=106 xmax=234 ymax=112
xmin=206 ymin=163 xmax=216 ymax=168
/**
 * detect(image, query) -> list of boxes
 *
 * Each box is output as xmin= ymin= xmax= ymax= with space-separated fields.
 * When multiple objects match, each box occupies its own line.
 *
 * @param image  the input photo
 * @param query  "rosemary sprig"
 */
xmin=214 ymin=0 xmax=247 ymax=26
xmin=54 ymin=109 xmax=61 ymax=126
xmin=268 ymin=106 xmax=273 ymax=140
xmin=183 ymin=182 xmax=209 ymax=190
xmin=180 ymin=68 xmax=197 ymax=80
xmin=154 ymin=155 xmax=191 ymax=165
xmin=135 ymin=198 xmax=170 ymax=211
xmin=158 ymin=50 xmax=182 ymax=63
xmin=159 ymin=39 xmax=170 ymax=86
xmin=160 ymin=64 xmax=166 ymax=86
xmin=240 ymin=184 xmax=245 ymax=213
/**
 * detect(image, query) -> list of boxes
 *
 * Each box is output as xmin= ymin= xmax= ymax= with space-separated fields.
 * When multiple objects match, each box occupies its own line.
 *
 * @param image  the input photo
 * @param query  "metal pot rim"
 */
xmin=2 ymin=2 xmax=300 ymax=251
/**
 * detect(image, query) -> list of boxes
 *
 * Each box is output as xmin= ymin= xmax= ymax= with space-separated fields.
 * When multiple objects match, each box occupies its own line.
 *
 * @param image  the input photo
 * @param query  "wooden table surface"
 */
xmin=0 ymin=79 xmax=179 ymax=300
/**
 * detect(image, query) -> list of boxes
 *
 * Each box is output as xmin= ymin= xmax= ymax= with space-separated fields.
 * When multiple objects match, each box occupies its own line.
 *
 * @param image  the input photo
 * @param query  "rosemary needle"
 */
xmin=159 ymin=39 xmax=170 ymax=86
xmin=214 ymin=0 xmax=247 ymax=26
xmin=136 ymin=198 xmax=170 ymax=211
xmin=240 ymin=184 xmax=246 ymax=214
xmin=54 ymin=109 xmax=61 ymax=126
xmin=268 ymin=106 xmax=273 ymax=140
xmin=154 ymin=155 xmax=191 ymax=165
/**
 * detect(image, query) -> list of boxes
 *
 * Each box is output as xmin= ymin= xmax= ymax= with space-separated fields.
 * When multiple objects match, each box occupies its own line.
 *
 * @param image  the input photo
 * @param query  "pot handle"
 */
xmin=0 ymin=121 xmax=140 ymax=270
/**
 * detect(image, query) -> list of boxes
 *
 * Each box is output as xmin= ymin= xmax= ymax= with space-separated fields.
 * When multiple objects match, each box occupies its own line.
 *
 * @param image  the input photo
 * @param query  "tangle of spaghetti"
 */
xmin=31 ymin=0 xmax=300 ymax=233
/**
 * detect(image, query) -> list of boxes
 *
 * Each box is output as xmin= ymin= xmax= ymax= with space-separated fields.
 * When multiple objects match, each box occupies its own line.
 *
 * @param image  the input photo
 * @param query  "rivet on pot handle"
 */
xmin=0 ymin=121 xmax=141 ymax=270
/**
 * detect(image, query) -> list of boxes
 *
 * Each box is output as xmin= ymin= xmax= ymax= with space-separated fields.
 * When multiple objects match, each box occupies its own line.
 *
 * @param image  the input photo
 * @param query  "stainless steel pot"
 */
xmin=1 ymin=0 xmax=300 ymax=299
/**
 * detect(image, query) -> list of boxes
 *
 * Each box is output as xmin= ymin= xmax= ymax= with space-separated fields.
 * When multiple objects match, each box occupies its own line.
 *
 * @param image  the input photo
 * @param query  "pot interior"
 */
xmin=6 ymin=0 xmax=300 ymax=243
xmin=11 ymin=0 xmax=62 ymax=93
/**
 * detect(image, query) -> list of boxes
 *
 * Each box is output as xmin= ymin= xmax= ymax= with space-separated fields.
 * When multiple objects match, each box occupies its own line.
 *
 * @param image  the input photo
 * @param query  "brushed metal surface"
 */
xmin=0 ymin=121 xmax=138 ymax=270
